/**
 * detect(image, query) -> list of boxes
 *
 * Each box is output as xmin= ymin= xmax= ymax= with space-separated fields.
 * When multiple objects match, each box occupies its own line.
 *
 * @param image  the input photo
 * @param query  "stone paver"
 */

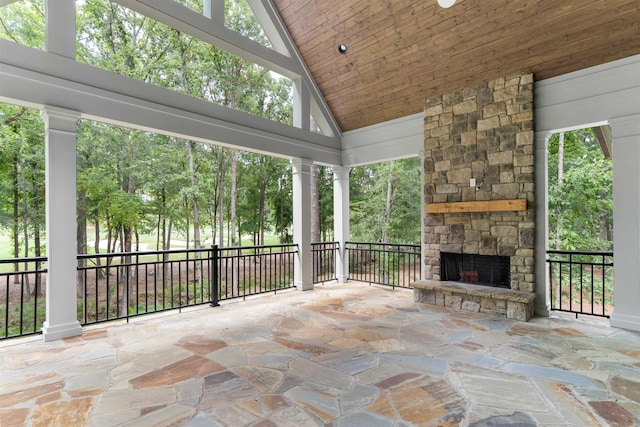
xmin=1 ymin=282 xmax=639 ymax=426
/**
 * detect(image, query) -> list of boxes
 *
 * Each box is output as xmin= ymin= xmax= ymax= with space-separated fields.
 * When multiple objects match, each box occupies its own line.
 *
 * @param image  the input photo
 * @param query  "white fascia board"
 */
xmin=247 ymin=0 xmax=342 ymax=138
xmin=245 ymin=0 xmax=289 ymax=55
xmin=0 ymin=0 xmax=20 ymax=7
xmin=0 ymin=41 xmax=341 ymax=164
xmin=115 ymin=0 xmax=297 ymax=79
xmin=535 ymin=54 xmax=640 ymax=133
xmin=341 ymin=113 xmax=424 ymax=166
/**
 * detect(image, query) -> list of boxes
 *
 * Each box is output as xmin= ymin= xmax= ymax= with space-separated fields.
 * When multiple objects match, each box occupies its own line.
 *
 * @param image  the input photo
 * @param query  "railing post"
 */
xmin=210 ymin=245 xmax=219 ymax=307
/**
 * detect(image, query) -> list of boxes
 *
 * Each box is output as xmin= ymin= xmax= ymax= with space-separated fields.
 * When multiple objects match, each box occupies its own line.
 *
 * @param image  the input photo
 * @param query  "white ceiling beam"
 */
xmin=0 ymin=40 xmax=342 ymax=164
xmin=114 ymin=0 xmax=298 ymax=79
xmin=0 ymin=0 xmax=20 ymax=7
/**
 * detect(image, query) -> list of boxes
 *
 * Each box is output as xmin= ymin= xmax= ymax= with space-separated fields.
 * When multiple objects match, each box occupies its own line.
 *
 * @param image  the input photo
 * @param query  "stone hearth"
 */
xmin=413 ymin=280 xmax=536 ymax=321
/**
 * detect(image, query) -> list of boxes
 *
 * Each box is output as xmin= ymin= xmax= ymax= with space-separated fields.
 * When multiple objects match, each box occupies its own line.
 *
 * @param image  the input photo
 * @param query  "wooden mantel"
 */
xmin=425 ymin=199 xmax=527 ymax=214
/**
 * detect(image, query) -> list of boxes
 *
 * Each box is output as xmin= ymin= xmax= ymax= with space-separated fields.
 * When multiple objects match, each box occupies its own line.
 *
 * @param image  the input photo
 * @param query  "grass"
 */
xmin=0 ymin=298 xmax=46 ymax=338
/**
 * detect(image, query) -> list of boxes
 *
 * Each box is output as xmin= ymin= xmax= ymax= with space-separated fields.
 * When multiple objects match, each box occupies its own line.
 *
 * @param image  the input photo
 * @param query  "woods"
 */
xmin=0 ymin=1 xmax=422 ymax=261
xmin=548 ymin=129 xmax=613 ymax=251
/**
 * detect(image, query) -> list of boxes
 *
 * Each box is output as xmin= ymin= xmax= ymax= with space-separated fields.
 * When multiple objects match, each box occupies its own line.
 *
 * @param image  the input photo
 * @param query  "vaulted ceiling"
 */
xmin=272 ymin=0 xmax=640 ymax=132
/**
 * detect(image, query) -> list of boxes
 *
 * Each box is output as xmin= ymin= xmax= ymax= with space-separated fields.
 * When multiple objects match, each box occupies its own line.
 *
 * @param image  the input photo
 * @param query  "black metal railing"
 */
xmin=217 ymin=244 xmax=297 ymax=300
xmin=312 ymin=242 xmax=339 ymax=284
xmin=547 ymin=250 xmax=614 ymax=318
xmin=2 ymin=241 xmax=425 ymax=340
xmin=77 ymin=247 xmax=219 ymax=326
xmin=347 ymin=242 xmax=420 ymax=288
xmin=0 ymin=256 xmax=47 ymax=339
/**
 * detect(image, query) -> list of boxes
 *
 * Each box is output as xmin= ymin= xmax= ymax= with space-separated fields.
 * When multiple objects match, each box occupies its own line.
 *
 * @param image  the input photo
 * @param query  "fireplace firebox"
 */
xmin=440 ymin=252 xmax=510 ymax=289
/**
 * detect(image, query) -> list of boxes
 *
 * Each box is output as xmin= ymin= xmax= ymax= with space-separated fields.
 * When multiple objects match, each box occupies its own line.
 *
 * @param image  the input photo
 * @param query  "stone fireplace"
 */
xmin=415 ymin=73 xmax=536 ymax=321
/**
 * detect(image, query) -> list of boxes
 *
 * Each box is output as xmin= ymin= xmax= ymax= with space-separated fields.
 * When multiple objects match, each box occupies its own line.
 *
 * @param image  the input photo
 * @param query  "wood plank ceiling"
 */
xmin=272 ymin=0 xmax=640 ymax=132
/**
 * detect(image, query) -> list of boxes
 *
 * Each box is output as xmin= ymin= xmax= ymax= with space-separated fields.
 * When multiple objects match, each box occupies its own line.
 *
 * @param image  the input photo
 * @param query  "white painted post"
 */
xmin=535 ymin=131 xmax=552 ymax=317
xmin=45 ymin=0 xmax=76 ymax=59
xmin=419 ymin=150 xmax=426 ymax=280
xmin=292 ymin=158 xmax=313 ymax=290
xmin=293 ymin=78 xmax=311 ymax=131
xmin=41 ymin=106 xmax=83 ymax=342
xmin=610 ymin=116 xmax=640 ymax=332
xmin=203 ymin=0 xmax=225 ymax=25
xmin=332 ymin=166 xmax=350 ymax=283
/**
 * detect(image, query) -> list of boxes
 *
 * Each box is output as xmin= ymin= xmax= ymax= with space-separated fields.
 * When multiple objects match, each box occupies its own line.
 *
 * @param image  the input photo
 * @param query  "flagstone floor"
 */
xmin=1 ymin=282 xmax=640 ymax=427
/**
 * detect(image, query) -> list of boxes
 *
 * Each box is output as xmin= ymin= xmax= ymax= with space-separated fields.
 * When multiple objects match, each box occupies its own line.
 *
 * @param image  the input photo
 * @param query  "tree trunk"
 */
xmin=187 ymin=141 xmax=201 ymax=250
xmin=556 ymin=132 xmax=565 ymax=250
xmin=230 ymin=149 xmax=237 ymax=247
xmin=219 ymin=171 xmax=225 ymax=248
xmin=599 ymin=192 xmax=609 ymax=243
xmin=382 ymin=163 xmax=395 ymax=244
xmin=77 ymin=188 xmax=87 ymax=299
xmin=94 ymin=219 xmax=104 ymax=279
xmin=311 ymin=163 xmax=320 ymax=243
xmin=12 ymin=155 xmax=19 ymax=283
xmin=21 ymin=181 xmax=31 ymax=299
xmin=34 ymin=187 xmax=43 ymax=297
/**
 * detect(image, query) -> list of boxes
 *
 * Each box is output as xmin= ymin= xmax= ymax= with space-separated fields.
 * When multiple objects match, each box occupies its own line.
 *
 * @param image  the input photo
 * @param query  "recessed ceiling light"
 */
xmin=437 ymin=0 xmax=456 ymax=8
xmin=338 ymin=44 xmax=348 ymax=54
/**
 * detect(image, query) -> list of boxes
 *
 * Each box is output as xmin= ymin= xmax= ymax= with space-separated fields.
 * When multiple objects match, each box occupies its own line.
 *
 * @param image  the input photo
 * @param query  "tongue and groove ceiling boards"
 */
xmin=271 ymin=0 xmax=640 ymax=132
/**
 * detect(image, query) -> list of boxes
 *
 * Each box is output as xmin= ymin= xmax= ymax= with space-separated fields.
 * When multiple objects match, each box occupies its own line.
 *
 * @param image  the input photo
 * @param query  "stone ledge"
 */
xmin=413 ymin=279 xmax=535 ymax=321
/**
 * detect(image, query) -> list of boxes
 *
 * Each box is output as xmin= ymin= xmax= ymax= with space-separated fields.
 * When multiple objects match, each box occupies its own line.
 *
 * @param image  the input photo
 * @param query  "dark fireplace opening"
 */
xmin=440 ymin=252 xmax=511 ymax=289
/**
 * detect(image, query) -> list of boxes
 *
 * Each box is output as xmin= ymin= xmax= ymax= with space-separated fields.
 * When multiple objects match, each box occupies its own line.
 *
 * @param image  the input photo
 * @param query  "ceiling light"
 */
xmin=437 ymin=0 xmax=456 ymax=8
xmin=338 ymin=44 xmax=348 ymax=54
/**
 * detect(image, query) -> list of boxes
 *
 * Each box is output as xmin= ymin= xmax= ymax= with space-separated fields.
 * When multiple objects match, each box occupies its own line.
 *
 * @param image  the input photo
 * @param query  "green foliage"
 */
xmin=0 ymin=0 xmax=45 ymax=49
xmin=548 ymin=129 xmax=613 ymax=251
xmin=0 ymin=298 xmax=46 ymax=338
xmin=350 ymin=158 xmax=421 ymax=244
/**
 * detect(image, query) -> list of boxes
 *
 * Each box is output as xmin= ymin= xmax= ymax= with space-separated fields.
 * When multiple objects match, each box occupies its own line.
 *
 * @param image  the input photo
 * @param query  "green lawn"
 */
xmin=0 ymin=233 xmax=11 ymax=258
xmin=0 ymin=227 xmax=286 ymax=261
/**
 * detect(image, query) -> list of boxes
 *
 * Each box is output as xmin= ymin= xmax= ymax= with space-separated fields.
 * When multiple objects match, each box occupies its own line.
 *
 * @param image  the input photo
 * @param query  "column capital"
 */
xmin=331 ymin=165 xmax=351 ymax=179
xmin=41 ymin=106 xmax=80 ymax=132
xmin=609 ymin=114 xmax=640 ymax=138
xmin=290 ymin=157 xmax=313 ymax=173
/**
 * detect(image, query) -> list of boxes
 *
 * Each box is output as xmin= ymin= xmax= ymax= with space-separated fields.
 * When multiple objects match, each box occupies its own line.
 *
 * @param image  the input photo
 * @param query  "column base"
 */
xmin=42 ymin=320 xmax=82 ymax=342
xmin=295 ymin=281 xmax=314 ymax=291
xmin=337 ymin=275 xmax=349 ymax=284
xmin=535 ymin=300 xmax=550 ymax=317
xmin=610 ymin=312 xmax=640 ymax=332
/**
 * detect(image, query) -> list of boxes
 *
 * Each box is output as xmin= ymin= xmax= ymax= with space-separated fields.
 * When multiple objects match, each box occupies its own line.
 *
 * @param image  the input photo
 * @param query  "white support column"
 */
xmin=45 ymin=0 xmax=76 ymax=59
xmin=534 ymin=131 xmax=552 ymax=317
xmin=41 ymin=106 xmax=82 ymax=342
xmin=293 ymin=78 xmax=311 ymax=131
xmin=332 ymin=166 xmax=350 ymax=283
xmin=292 ymin=158 xmax=313 ymax=290
xmin=610 ymin=115 xmax=640 ymax=332
xmin=419 ymin=150 xmax=426 ymax=280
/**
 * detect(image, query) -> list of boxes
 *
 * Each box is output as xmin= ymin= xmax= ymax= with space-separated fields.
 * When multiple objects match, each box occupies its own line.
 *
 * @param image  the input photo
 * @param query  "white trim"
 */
xmin=535 ymin=54 xmax=640 ymax=331
xmin=247 ymin=0 xmax=341 ymax=137
xmin=342 ymin=113 xmax=424 ymax=166
xmin=535 ymin=54 xmax=640 ymax=133
xmin=116 ymin=0 xmax=296 ymax=78
xmin=117 ymin=0 xmax=341 ymax=138
xmin=0 ymin=41 xmax=342 ymax=164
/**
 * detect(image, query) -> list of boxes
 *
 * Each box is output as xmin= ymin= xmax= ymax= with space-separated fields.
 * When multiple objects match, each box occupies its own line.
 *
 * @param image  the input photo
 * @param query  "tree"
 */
xmin=548 ymin=129 xmax=613 ymax=251
xmin=350 ymin=158 xmax=421 ymax=244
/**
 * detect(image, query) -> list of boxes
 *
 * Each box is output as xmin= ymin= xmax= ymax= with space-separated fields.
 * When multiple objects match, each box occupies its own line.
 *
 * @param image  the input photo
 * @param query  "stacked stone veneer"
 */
xmin=423 ymin=73 xmax=535 ymax=293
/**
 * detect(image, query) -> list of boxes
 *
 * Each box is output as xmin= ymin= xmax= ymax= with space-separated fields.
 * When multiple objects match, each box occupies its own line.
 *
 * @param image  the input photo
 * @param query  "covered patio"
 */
xmin=2 ymin=281 xmax=639 ymax=426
